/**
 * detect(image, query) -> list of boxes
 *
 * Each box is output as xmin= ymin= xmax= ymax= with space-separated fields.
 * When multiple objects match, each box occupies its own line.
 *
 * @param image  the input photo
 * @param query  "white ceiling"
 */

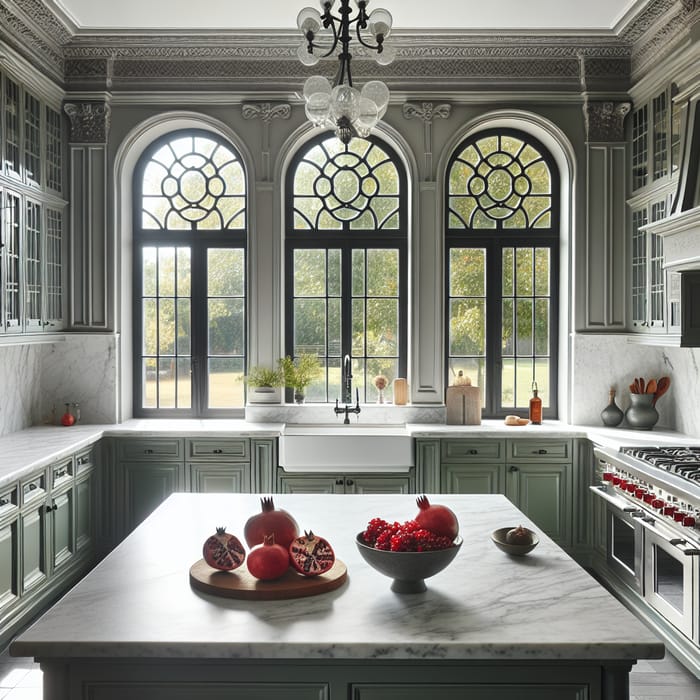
xmin=50 ymin=0 xmax=649 ymax=33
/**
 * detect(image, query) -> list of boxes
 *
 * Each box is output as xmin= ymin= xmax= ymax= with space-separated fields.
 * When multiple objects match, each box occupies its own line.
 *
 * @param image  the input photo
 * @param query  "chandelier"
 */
xmin=296 ymin=0 xmax=395 ymax=144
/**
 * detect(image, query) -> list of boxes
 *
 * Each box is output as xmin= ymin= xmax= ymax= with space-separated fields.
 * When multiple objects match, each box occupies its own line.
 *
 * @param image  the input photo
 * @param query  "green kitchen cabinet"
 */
xmin=186 ymin=438 xmax=252 ymax=493
xmin=20 ymin=470 xmax=49 ymax=596
xmin=0 ymin=484 xmax=19 ymax=626
xmin=432 ymin=437 xmax=574 ymax=550
xmin=277 ymin=471 xmax=414 ymax=494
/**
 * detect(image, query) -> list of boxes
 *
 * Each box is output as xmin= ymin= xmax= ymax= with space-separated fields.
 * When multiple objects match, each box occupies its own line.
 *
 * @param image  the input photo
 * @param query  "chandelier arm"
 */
xmin=354 ymin=21 xmax=384 ymax=53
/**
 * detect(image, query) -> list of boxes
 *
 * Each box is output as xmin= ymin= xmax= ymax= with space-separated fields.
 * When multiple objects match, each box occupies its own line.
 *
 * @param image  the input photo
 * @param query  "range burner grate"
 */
xmin=621 ymin=446 xmax=700 ymax=482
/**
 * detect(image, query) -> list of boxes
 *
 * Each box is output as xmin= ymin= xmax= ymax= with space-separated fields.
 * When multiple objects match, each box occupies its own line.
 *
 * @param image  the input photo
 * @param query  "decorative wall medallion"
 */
xmin=242 ymin=103 xmax=291 ymax=122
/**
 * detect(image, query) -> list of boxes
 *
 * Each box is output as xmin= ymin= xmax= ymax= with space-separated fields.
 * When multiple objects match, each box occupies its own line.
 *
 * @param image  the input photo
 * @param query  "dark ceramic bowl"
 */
xmin=491 ymin=527 xmax=539 ymax=555
xmin=355 ymin=533 xmax=463 ymax=593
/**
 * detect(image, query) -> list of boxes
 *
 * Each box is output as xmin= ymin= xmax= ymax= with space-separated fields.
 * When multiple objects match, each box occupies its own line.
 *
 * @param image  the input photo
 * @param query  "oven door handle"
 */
xmin=638 ymin=519 xmax=700 ymax=554
xmin=589 ymin=486 xmax=644 ymax=516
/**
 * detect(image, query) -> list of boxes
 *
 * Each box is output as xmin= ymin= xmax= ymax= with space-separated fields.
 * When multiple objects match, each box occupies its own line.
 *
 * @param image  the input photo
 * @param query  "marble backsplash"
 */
xmin=1 ymin=332 xmax=698 ymax=438
xmin=570 ymin=334 xmax=699 ymax=436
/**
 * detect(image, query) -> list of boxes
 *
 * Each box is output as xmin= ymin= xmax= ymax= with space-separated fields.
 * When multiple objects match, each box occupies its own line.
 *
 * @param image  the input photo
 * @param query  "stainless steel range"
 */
xmin=591 ymin=444 xmax=700 ymax=674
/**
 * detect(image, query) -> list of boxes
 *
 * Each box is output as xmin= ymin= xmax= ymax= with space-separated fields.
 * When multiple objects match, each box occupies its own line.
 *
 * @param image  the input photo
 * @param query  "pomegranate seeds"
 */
xmin=361 ymin=516 xmax=454 ymax=552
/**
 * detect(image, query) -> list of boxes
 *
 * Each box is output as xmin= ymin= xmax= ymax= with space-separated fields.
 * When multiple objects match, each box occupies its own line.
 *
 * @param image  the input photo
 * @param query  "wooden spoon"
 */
xmin=652 ymin=376 xmax=671 ymax=406
xmin=645 ymin=378 xmax=657 ymax=394
xmin=638 ymin=377 xmax=646 ymax=393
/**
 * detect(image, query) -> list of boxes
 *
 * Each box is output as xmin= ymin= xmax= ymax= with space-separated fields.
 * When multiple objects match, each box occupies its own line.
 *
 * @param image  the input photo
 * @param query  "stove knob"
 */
xmin=651 ymin=497 xmax=665 ymax=509
xmin=682 ymin=514 xmax=697 ymax=527
xmin=663 ymin=504 xmax=678 ymax=516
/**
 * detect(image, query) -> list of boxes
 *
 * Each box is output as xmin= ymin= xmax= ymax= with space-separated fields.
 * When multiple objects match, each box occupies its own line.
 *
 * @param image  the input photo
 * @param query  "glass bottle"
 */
xmin=529 ymin=381 xmax=542 ymax=425
xmin=600 ymin=388 xmax=624 ymax=427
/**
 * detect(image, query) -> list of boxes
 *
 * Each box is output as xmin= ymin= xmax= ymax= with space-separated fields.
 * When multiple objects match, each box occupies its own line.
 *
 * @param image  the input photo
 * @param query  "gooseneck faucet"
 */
xmin=335 ymin=354 xmax=361 ymax=424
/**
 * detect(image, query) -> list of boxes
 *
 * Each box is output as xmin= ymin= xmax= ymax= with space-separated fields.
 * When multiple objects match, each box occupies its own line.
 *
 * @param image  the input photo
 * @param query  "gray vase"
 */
xmin=601 ymin=389 xmax=624 ymax=427
xmin=625 ymin=393 xmax=659 ymax=430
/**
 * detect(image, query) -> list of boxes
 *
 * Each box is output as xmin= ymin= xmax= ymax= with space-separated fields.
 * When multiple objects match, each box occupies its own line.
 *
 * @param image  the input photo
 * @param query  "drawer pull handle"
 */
xmin=535 ymin=449 xmax=548 ymax=454
xmin=144 ymin=449 xmax=154 ymax=454
xmin=213 ymin=449 xmax=223 ymax=454
xmin=335 ymin=478 xmax=344 ymax=485
xmin=468 ymin=449 xmax=478 ymax=455
xmin=29 ymin=483 xmax=37 ymax=490
xmin=0 ymin=498 xmax=8 ymax=506
xmin=509 ymin=465 xmax=519 ymax=472
xmin=346 ymin=479 xmax=354 ymax=486
xmin=45 ymin=504 xmax=58 ymax=513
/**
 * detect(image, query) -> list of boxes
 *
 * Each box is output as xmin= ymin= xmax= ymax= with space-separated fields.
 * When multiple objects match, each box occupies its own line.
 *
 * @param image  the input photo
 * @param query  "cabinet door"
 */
xmin=50 ymin=488 xmax=75 ymax=574
xmin=277 ymin=473 xmax=342 ymax=494
xmin=189 ymin=464 xmax=250 ymax=493
xmin=346 ymin=474 xmax=414 ymax=494
xmin=443 ymin=463 xmax=505 ymax=494
xmin=20 ymin=503 xmax=48 ymax=595
xmin=121 ymin=463 xmax=185 ymax=534
xmin=75 ymin=470 xmax=95 ymax=555
xmin=0 ymin=517 xmax=19 ymax=617
xmin=506 ymin=463 xmax=571 ymax=547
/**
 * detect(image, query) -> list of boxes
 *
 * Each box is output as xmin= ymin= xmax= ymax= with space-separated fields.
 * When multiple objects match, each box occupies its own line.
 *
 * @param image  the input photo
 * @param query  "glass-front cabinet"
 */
xmin=627 ymin=83 xmax=683 ymax=337
xmin=0 ymin=68 xmax=66 ymax=337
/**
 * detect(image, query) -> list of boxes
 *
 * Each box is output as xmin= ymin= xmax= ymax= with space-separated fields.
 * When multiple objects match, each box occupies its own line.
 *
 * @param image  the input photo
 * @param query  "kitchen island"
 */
xmin=11 ymin=493 xmax=663 ymax=700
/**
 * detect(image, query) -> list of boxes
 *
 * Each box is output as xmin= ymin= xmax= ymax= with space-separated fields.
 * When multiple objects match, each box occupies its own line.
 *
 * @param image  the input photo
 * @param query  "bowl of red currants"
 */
xmin=356 ymin=497 xmax=462 ymax=594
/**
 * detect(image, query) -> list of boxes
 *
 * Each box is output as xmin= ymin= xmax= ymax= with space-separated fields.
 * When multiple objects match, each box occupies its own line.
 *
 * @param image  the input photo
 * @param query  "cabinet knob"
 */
xmin=509 ymin=465 xmax=519 ymax=472
xmin=346 ymin=479 xmax=354 ymax=486
xmin=335 ymin=478 xmax=344 ymax=485
xmin=536 ymin=449 xmax=548 ymax=455
xmin=46 ymin=503 xmax=58 ymax=513
xmin=468 ymin=449 xmax=478 ymax=455
xmin=0 ymin=499 xmax=8 ymax=507
xmin=213 ymin=449 xmax=223 ymax=454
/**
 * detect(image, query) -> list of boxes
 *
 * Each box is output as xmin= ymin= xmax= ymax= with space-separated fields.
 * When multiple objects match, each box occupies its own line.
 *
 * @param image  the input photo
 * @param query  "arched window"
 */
xmin=445 ymin=128 xmax=559 ymax=417
xmin=285 ymin=134 xmax=407 ymax=403
xmin=133 ymin=129 xmax=247 ymax=416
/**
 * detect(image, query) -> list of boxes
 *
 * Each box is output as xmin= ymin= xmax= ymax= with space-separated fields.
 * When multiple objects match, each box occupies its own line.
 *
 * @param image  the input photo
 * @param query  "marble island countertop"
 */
xmin=11 ymin=492 xmax=664 ymax=662
xmin=0 ymin=417 xmax=697 ymax=488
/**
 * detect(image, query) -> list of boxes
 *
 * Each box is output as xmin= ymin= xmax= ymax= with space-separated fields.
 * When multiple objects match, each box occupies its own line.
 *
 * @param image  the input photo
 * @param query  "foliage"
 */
xmin=278 ymin=354 xmax=322 ymax=391
xmin=245 ymin=366 xmax=284 ymax=387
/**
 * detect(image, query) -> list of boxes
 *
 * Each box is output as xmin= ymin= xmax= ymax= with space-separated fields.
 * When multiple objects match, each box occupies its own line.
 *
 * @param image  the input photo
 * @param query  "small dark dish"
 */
xmin=491 ymin=527 xmax=539 ymax=556
xmin=355 ymin=533 xmax=463 ymax=593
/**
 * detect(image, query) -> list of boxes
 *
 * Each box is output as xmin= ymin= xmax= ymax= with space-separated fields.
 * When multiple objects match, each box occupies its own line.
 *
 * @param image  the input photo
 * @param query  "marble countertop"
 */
xmin=11 ymin=492 xmax=664 ymax=662
xmin=0 ymin=418 xmax=696 ymax=489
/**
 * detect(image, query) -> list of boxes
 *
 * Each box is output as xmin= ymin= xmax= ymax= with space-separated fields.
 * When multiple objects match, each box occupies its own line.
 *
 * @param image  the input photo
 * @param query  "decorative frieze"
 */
xmin=64 ymin=102 xmax=111 ymax=144
xmin=582 ymin=101 xmax=631 ymax=142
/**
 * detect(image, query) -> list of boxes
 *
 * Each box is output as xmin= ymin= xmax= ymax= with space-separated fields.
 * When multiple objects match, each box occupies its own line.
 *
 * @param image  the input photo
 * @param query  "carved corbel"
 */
xmin=63 ymin=101 xmax=111 ymax=144
xmin=242 ymin=103 xmax=291 ymax=181
xmin=582 ymin=100 xmax=631 ymax=142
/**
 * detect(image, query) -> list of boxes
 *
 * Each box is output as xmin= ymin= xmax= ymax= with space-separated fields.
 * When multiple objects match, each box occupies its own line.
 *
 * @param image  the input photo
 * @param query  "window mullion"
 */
xmin=191 ymin=241 xmax=207 ymax=416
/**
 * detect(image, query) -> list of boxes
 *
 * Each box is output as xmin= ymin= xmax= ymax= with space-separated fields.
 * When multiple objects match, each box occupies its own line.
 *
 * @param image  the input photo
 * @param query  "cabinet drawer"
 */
xmin=507 ymin=439 xmax=572 ymax=462
xmin=75 ymin=448 xmax=95 ymax=473
xmin=117 ymin=439 xmax=183 ymax=461
xmin=21 ymin=474 xmax=46 ymax=505
xmin=442 ymin=439 xmax=505 ymax=462
xmin=51 ymin=458 xmax=74 ymax=490
xmin=0 ymin=485 xmax=18 ymax=516
xmin=187 ymin=438 xmax=249 ymax=461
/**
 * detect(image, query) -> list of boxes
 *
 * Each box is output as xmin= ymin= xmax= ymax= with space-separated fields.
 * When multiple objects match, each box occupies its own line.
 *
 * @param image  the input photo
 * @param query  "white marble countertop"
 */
xmin=0 ymin=418 xmax=697 ymax=489
xmin=11 ymin=492 xmax=664 ymax=662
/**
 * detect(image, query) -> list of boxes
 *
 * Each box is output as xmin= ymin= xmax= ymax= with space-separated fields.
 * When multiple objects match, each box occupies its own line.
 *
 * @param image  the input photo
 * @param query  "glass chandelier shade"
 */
xmin=297 ymin=0 xmax=394 ymax=144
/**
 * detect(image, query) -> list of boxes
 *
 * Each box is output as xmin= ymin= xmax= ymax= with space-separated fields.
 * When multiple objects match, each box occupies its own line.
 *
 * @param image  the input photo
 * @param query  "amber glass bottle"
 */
xmin=529 ymin=382 xmax=542 ymax=424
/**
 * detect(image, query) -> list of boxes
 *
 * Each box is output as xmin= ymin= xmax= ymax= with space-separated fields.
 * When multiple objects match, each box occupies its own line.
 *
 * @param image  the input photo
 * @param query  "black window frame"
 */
xmin=284 ymin=133 xmax=408 ymax=403
xmin=132 ymin=128 xmax=247 ymax=418
xmin=445 ymin=127 xmax=560 ymax=419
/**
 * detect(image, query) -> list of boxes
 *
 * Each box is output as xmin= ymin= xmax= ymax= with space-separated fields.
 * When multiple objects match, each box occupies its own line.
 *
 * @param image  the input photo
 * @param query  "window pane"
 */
xmin=208 ymin=357 xmax=243 ymax=409
xmin=158 ymin=248 xmax=176 ymax=297
xmin=294 ymin=250 xmax=327 ymax=295
xmin=515 ymin=248 xmax=533 ymax=296
xmin=516 ymin=299 xmax=533 ymax=356
xmin=366 ymin=298 xmax=398 ymax=356
xmin=450 ymin=248 xmax=485 ymax=297
xmin=352 ymin=297 xmax=365 ymax=358
xmin=352 ymin=249 xmax=365 ymax=296
xmin=208 ymin=249 xmax=243 ymax=296
xmin=294 ymin=299 xmax=326 ymax=355
xmin=534 ymin=299 xmax=549 ymax=355
xmin=159 ymin=299 xmax=175 ymax=355
xmin=449 ymin=299 xmax=485 ymax=355
xmin=367 ymin=249 xmax=398 ymax=296
xmin=208 ymin=298 xmax=243 ymax=355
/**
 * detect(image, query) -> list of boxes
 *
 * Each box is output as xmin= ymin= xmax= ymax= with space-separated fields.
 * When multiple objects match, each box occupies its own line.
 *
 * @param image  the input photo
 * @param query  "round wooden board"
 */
xmin=189 ymin=558 xmax=347 ymax=600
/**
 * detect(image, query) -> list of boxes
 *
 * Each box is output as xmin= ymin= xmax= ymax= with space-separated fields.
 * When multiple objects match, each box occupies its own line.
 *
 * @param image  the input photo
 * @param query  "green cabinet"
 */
xmin=187 ymin=438 xmax=251 ymax=493
xmin=425 ymin=437 xmax=574 ymax=549
xmin=278 ymin=471 xmax=414 ymax=494
xmin=1 ymin=444 xmax=99 ymax=651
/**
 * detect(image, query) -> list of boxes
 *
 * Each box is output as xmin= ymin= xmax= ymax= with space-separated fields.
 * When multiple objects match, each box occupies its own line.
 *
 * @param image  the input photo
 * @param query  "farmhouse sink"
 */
xmin=278 ymin=423 xmax=414 ymax=471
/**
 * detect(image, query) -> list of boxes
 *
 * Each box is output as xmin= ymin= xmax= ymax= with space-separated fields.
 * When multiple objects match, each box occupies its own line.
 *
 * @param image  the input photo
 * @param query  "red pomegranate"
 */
xmin=244 ymin=497 xmax=299 ymax=550
xmin=202 ymin=527 xmax=246 ymax=571
xmin=415 ymin=495 xmax=459 ymax=540
xmin=506 ymin=525 xmax=534 ymax=545
xmin=247 ymin=535 xmax=290 ymax=581
xmin=289 ymin=531 xmax=335 ymax=576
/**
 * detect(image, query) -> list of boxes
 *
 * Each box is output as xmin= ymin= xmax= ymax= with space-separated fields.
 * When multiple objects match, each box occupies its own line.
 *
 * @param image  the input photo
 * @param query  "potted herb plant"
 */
xmin=279 ymin=354 xmax=322 ymax=404
xmin=244 ymin=365 xmax=284 ymax=404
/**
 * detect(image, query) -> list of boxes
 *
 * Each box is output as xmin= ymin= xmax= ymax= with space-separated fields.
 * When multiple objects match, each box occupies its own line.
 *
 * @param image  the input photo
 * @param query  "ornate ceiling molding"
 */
xmin=0 ymin=0 xmax=695 ymax=95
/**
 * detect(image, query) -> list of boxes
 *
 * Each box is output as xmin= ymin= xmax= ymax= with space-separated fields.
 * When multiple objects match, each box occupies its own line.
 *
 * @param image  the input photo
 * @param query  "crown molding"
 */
xmin=0 ymin=0 xmax=695 ymax=95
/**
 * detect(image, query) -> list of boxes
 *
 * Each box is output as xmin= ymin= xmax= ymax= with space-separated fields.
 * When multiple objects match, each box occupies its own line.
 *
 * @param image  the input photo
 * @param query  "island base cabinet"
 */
xmin=43 ymin=659 xmax=630 ymax=700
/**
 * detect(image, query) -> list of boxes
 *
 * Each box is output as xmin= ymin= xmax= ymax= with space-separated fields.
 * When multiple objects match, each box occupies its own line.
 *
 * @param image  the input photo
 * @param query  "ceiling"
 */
xmin=49 ymin=0 xmax=650 ymax=33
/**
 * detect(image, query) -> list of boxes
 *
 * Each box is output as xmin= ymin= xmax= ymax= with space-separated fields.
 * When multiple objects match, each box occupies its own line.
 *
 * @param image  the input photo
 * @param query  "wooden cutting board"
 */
xmin=189 ymin=559 xmax=347 ymax=600
xmin=446 ymin=385 xmax=481 ymax=425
